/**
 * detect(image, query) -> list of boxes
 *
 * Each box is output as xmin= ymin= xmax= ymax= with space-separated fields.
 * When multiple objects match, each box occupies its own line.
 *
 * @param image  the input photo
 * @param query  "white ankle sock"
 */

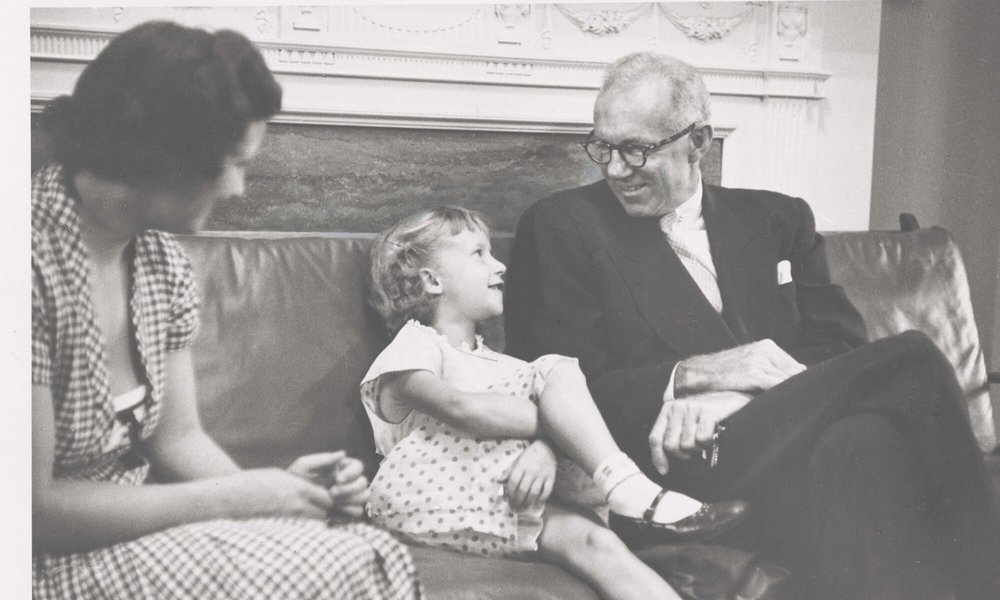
xmin=592 ymin=452 xmax=642 ymax=498
xmin=592 ymin=452 xmax=702 ymax=523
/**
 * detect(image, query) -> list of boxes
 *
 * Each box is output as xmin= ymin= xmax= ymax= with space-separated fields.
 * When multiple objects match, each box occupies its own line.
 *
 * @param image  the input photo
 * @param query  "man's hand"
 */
xmin=649 ymin=391 xmax=752 ymax=475
xmin=501 ymin=440 xmax=557 ymax=511
xmin=674 ymin=339 xmax=805 ymax=397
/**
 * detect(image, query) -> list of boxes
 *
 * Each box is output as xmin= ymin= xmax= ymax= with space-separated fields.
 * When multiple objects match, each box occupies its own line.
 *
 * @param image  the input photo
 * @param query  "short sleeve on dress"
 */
xmin=360 ymin=321 xmax=444 ymax=421
xmin=528 ymin=354 xmax=580 ymax=398
xmin=31 ymin=261 xmax=52 ymax=386
xmin=161 ymin=236 xmax=201 ymax=352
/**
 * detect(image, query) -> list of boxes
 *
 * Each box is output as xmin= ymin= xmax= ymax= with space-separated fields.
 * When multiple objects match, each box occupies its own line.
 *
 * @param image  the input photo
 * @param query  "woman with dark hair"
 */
xmin=32 ymin=21 xmax=419 ymax=599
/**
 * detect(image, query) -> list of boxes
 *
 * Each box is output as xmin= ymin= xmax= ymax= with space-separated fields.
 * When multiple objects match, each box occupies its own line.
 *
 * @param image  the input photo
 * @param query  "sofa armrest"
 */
xmin=902 ymin=213 xmax=999 ymax=390
xmin=826 ymin=214 xmax=998 ymax=452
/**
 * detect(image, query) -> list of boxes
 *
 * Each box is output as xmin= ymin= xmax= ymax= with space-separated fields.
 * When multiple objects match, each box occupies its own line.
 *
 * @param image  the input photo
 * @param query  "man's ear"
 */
xmin=420 ymin=267 xmax=443 ymax=295
xmin=688 ymin=124 xmax=714 ymax=164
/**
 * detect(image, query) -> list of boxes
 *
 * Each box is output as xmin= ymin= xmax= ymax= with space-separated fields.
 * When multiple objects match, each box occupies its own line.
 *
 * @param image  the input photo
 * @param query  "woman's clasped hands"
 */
xmin=215 ymin=451 xmax=371 ymax=522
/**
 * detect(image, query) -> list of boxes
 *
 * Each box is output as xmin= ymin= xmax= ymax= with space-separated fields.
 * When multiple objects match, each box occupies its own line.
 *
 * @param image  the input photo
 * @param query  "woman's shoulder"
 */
xmin=32 ymin=165 xmax=75 ymax=244
xmin=134 ymin=230 xmax=195 ymax=284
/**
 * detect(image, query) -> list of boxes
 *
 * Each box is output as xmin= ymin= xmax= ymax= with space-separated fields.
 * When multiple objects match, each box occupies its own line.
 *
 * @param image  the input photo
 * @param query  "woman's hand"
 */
xmin=501 ymin=440 xmax=557 ymax=511
xmin=214 ymin=468 xmax=335 ymax=521
xmin=287 ymin=451 xmax=347 ymax=487
xmin=328 ymin=456 xmax=371 ymax=520
xmin=288 ymin=452 xmax=370 ymax=520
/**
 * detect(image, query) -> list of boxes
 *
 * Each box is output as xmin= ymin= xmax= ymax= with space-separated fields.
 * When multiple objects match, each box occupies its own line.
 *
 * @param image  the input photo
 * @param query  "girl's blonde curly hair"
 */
xmin=368 ymin=206 xmax=491 ymax=335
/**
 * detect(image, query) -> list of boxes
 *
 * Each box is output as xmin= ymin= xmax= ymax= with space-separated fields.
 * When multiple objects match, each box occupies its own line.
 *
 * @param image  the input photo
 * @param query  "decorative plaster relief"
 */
xmin=495 ymin=4 xmax=531 ymax=46
xmin=32 ymin=28 xmax=112 ymax=61
xmin=112 ymin=8 xmax=124 ymax=23
xmin=541 ymin=4 xmax=554 ymax=49
xmin=31 ymin=25 xmax=827 ymax=102
xmin=347 ymin=6 xmax=482 ymax=42
xmin=776 ymin=3 xmax=808 ymax=61
xmin=555 ymin=3 xmax=648 ymax=36
xmin=657 ymin=2 xmax=761 ymax=42
xmin=486 ymin=61 xmax=533 ymax=77
xmin=266 ymin=46 xmax=337 ymax=72
xmin=292 ymin=7 xmax=325 ymax=32
xmin=255 ymin=9 xmax=272 ymax=36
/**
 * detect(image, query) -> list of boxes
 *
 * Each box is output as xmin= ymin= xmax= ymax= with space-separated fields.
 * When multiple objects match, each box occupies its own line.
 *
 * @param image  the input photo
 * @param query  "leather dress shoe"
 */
xmin=608 ymin=489 xmax=750 ymax=550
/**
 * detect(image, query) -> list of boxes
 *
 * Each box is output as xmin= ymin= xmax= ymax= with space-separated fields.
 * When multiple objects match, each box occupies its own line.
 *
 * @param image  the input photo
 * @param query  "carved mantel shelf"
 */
xmin=30 ymin=24 xmax=829 ymax=132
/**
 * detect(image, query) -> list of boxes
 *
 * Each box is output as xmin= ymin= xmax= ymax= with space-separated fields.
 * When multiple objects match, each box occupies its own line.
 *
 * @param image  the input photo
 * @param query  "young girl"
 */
xmin=362 ymin=207 xmax=748 ymax=599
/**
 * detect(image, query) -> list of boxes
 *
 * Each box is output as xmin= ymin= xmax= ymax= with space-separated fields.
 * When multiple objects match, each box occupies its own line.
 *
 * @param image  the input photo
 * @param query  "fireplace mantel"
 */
xmin=30 ymin=3 xmax=881 ymax=230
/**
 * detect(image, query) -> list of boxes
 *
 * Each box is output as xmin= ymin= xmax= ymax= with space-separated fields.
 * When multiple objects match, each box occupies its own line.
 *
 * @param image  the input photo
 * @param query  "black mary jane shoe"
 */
xmin=608 ymin=489 xmax=750 ymax=550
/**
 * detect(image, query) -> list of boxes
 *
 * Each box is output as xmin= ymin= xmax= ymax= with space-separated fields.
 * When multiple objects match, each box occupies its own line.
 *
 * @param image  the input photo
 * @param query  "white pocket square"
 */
xmin=776 ymin=260 xmax=793 ymax=285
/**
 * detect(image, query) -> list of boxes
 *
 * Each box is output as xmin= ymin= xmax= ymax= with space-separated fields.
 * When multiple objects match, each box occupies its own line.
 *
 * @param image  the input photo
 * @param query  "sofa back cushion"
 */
xmin=179 ymin=233 xmax=512 ymax=472
xmin=179 ymin=227 xmax=996 ymax=470
xmin=824 ymin=227 xmax=996 ymax=451
xmin=179 ymin=233 xmax=385 ymax=471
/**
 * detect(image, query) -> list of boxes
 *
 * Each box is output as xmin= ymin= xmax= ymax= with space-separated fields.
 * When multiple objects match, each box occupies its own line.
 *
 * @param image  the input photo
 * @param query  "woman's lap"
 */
xmin=33 ymin=517 xmax=420 ymax=600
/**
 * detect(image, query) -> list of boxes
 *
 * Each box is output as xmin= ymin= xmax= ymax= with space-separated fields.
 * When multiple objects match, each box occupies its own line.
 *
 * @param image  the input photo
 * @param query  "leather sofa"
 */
xmin=177 ymin=218 xmax=999 ymax=600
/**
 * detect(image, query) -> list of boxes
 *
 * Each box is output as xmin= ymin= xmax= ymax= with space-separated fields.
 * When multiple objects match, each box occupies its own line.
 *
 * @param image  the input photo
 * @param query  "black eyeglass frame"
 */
xmin=580 ymin=122 xmax=699 ymax=168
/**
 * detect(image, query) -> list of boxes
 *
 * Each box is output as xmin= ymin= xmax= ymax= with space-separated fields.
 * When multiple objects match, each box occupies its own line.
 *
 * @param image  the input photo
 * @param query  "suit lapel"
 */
xmin=607 ymin=193 xmax=738 ymax=357
xmin=703 ymin=186 xmax=769 ymax=345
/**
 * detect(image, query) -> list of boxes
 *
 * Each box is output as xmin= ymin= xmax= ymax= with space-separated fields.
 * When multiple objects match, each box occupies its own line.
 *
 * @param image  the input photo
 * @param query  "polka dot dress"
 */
xmin=361 ymin=321 xmax=588 ymax=557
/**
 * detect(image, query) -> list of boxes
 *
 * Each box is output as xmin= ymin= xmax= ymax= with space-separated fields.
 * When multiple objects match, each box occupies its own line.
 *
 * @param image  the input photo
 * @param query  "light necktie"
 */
xmin=659 ymin=212 xmax=724 ymax=313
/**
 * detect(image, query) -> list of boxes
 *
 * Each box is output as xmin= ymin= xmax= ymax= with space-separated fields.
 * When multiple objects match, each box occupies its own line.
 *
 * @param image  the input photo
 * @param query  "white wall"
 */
xmin=810 ymin=0 xmax=882 ymax=231
xmin=872 ymin=0 xmax=1000 ymax=374
xmin=30 ymin=2 xmax=883 ymax=230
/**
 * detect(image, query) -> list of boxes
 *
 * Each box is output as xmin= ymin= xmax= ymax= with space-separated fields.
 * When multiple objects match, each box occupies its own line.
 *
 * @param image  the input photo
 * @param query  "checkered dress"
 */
xmin=31 ymin=165 xmax=420 ymax=600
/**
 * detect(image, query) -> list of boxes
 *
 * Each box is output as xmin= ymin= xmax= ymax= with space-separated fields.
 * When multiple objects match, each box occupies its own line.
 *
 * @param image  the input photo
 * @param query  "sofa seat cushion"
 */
xmin=409 ymin=545 xmax=599 ymax=600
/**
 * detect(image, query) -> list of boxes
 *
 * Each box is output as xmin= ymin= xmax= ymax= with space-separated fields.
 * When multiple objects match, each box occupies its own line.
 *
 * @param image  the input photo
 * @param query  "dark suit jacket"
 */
xmin=504 ymin=179 xmax=868 ymax=449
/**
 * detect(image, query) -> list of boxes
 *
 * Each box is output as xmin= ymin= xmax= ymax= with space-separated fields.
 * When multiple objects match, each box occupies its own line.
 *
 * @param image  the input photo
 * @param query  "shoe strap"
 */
xmin=643 ymin=488 xmax=669 ymax=522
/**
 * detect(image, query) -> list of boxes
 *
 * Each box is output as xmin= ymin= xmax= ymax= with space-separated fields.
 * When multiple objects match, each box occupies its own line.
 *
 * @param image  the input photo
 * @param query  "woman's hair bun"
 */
xmin=41 ymin=95 xmax=75 ymax=137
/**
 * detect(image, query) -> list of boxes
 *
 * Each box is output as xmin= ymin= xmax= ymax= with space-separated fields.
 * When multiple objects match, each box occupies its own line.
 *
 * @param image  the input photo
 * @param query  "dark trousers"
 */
xmin=648 ymin=331 xmax=1000 ymax=600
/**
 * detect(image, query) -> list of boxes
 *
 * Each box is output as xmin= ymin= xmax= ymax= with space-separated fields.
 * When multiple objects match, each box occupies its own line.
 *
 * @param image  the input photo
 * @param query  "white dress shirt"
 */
xmin=660 ymin=177 xmax=723 ymax=402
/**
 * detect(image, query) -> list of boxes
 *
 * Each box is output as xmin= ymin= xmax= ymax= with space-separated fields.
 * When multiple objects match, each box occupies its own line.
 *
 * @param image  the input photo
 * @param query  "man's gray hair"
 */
xmin=599 ymin=52 xmax=711 ymax=130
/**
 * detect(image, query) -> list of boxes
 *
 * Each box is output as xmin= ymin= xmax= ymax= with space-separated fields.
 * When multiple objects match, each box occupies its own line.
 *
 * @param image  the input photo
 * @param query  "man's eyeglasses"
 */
xmin=580 ymin=123 xmax=698 ymax=168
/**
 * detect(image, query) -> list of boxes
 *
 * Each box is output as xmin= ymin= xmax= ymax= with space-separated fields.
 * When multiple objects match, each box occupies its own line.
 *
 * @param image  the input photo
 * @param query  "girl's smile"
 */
xmin=425 ymin=228 xmax=506 ymax=344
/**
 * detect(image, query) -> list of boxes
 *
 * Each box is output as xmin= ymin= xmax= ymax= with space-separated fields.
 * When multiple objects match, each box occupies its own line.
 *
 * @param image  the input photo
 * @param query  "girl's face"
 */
xmin=426 ymin=227 xmax=506 ymax=326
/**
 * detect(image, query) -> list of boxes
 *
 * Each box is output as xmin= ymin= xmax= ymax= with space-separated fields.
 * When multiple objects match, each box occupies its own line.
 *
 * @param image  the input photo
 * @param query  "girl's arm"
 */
xmin=32 ymin=349 xmax=335 ymax=555
xmin=381 ymin=370 xmax=540 ymax=438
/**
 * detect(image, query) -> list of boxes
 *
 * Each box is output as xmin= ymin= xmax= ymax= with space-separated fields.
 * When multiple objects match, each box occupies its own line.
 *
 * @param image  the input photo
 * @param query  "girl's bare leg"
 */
xmin=538 ymin=361 xmax=701 ymax=522
xmin=537 ymin=504 xmax=682 ymax=600
xmin=536 ymin=361 xmax=630 ymax=472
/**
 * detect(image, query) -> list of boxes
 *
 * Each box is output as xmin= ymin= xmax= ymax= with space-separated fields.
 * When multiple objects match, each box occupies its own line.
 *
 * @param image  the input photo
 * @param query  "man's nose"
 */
xmin=604 ymin=149 xmax=633 ymax=178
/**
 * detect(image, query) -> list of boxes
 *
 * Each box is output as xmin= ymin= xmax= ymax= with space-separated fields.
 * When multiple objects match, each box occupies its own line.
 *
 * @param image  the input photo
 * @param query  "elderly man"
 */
xmin=504 ymin=51 xmax=1000 ymax=600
